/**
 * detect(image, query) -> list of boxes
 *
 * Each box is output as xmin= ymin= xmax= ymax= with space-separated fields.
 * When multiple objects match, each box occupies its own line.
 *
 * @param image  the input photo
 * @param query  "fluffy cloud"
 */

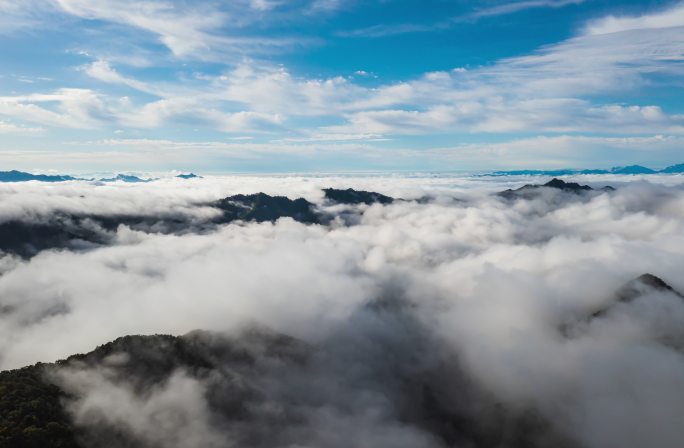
xmin=2 ymin=175 xmax=684 ymax=446
xmin=2 ymin=2 xmax=684 ymax=169
xmin=584 ymin=2 xmax=684 ymax=35
xmin=0 ymin=89 xmax=116 ymax=129
xmin=70 ymin=6 xmax=684 ymax=140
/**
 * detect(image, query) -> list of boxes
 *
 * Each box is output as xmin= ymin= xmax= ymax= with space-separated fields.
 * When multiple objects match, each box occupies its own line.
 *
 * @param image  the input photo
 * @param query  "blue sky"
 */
xmin=0 ymin=0 xmax=683 ymax=173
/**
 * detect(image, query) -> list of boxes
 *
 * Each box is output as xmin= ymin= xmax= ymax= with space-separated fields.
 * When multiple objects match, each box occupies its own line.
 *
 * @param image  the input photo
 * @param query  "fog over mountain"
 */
xmin=2 ymin=174 xmax=684 ymax=448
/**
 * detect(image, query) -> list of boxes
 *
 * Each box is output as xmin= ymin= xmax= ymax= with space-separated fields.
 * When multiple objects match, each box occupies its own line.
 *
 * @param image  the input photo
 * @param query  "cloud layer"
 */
xmin=2 ymin=175 xmax=684 ymax=447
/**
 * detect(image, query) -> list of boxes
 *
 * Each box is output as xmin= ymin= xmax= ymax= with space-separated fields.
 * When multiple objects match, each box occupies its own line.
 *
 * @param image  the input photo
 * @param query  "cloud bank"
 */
xmin=1 ymin=175 xmax=684 ymax=447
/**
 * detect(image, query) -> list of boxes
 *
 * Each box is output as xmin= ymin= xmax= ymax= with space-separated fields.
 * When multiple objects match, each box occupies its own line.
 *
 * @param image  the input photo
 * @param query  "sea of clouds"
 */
xmin=2 ymin=173 xmax=684 ymax=448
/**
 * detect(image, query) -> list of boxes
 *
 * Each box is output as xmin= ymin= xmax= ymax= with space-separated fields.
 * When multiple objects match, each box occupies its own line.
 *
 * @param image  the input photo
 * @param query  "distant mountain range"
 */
xmin=0 ymin=165 xmax=683 ymax=183
xmin=487 ymin=163 xmax=684 ymax=176
xmin=0 ymin=170 xmax=79 ymax=182
xmin=0 ymin=181 xmax=619 ymax=259
xmin=98 ymin=174 xmax=155 ymax=183
xmin=0 ymin=171 xmax=201 ymax=183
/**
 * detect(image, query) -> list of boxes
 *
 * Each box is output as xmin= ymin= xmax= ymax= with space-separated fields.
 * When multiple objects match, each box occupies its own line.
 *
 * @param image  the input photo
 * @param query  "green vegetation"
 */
xmin=0 ymin=365 xmax=79 ymax=448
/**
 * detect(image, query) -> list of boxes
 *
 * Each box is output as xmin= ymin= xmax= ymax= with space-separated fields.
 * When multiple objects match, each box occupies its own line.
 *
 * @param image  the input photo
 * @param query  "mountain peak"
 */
xmin=610 ymin=165 xmax=656 ymax=175
xmin=498 ymin=178 xmax=612 ymax=200
xmin=611 ymin=273 xmax=683 ymax=306
xmin=543 ymin=178 xmax=593 ymax=191
xmin=660 ymin=163 xmax=684 ymax=174
xmin=214 ymin=193 xmax=320 ymax=224
xmin=323 ymin=187 xmax=394 ymax=205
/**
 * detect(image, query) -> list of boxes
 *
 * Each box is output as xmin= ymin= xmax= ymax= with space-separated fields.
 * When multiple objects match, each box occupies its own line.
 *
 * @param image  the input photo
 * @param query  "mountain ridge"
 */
xmin=0 ymin=188 xmax=398 ymax=258
xmin=487 ymin=163 xmax=684 ymax=176
xmin=497 ymin=178 xmax=614 ymax=200
xmin=2 ymin=273 xmax=675 ymax=448
xmin=1 ymin=164 xmax=684 ymax=183
xmin=0 ymin=171 xmax=158 ymax=183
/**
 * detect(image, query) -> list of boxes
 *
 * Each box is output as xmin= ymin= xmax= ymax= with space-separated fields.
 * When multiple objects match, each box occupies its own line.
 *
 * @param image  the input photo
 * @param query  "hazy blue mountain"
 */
xmin=98 ymin=174 xmax=156 ymax=183
xmin=488 ymin=169 xmax=584 ymax=177
xmin=0 ymin=170 xmax=78 ymax=182
xmin=660 ymin=163 xmax=684 ymax=173
xmin=579 ymin=169 xmax=612 ymax=174
xmin=486 ymin=164 xmax=684 ymax=176
xmin=610 ymin=165 xmax=656 ymax=174
xmin=176 ymin=173 xmax=202 ymax=179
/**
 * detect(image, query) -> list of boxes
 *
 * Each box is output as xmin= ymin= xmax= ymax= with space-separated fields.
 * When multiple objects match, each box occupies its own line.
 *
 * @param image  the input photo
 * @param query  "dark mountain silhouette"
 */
xmin=497 ymin=178 xmax=614 ymax=200
xmin=0 ymin=193 xmax=319 ymax=258
xmin=0 ymin=299 xmax=576 ymax=448
xmin=214 ymin=193 xmax=320 ymax=224
xmin=323 ymin=188 xmax=394 ymax=205
xmin=0 ymin=170 xmax=78 ymax=182
xmin=579 ymin=274 xmax=684 ymax=321
xmin=0 ymin=328 xmax=307 ymax=448
xmin=543 ymin=178 xmax=593 ymax=191
xmin=596 ymin=273 xmax=684 ymax=317
xmin=0 ymin=189 xmax=394 ymax=258
xmin=556 ymin=273 xmax=684 ymax=348
xmin=0 ymin=213 xmax=200 ymax=258
xmin=616 ymin=273 xmax=684 ymax=302
xmin=0 ymin=217 xmax=110 ymax=258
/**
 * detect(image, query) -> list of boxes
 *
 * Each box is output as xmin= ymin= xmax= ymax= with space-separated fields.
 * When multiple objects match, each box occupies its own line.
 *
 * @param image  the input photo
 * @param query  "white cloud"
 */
xmin=324 ymin=101 xmax=684 ymax=137
xmin=308 ymin=0 xmax=347 ymax=13
xmin=0 ymin=89 xmax=114 ymax=129
xmin=339 ymin=0 xmax=587 ymax=37
xmin=3 ymin=1 xmax=684 ymax=153
xmin=0 ymin=0 xmax=56 ymax=34
xmin=56 ymin=368 xmax=228 ymax=448
xmin=0 ymin=120 xmax=42 ymax=134
xmin=52 ymin=0 xmax=298 ymax=59
xmin=469 ymin=0 xmax=586 ymax=19
xmin=2 ymin=176 xmax=684 ymax=447
xmin=250 ymin=0 xmax=281 ymax=11
xmin=83 ymin=60 xmax=154 ymax=94
xmin=55 ymin=0 xmax=226 ymax=57
xmin=585 ymin=2 xmax=684 ymax=35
